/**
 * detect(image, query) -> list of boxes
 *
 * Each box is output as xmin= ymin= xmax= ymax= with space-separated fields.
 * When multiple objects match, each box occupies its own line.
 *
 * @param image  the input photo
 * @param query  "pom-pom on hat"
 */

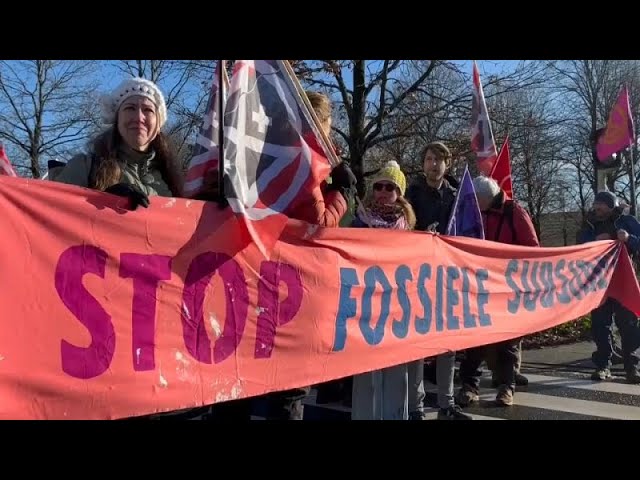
xmin=100 ymin=77 xmax=167 ymax=129
xmin=371 ymin=160 xmax=407 ymax=196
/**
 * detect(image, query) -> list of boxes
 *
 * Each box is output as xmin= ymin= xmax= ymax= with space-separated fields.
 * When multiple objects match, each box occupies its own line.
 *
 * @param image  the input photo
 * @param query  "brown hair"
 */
xmin=305 ymin=90 xmax=332 ymax=124
xmin=89 ymin=127 xmax=183 ymax=197
xmin=421 ymin=141 xmax=452 ymax=167
xmin=397 ymin=197 xmax=417 ymax=230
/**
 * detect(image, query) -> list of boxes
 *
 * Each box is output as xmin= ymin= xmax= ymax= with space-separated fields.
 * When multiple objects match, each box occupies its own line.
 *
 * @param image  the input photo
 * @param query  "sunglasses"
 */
xmin=373 ymin=183 xmax=396 ymax=192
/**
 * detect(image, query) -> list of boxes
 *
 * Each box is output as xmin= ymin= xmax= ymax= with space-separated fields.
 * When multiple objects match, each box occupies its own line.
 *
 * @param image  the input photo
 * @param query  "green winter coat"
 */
xmin=53 ymin=144 xmax=173 ymax=198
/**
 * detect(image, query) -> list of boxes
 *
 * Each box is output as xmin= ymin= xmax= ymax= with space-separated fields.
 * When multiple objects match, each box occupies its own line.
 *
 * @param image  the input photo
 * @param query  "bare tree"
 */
xmin=550 ymin=60 xmax=640 ymax=209
xmin=563 ymin=135 xmax=595 ymax=215
xmin=0 ymin=60 xmax=100 ymax=178
xmin=485 ymin=79 xmax=568 ymax=235
xmin=291 ymin=60 xmax=445 ymax=195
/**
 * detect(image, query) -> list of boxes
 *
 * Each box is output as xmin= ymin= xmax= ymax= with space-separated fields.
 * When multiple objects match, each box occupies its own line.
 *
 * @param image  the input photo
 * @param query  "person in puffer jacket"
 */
xmin=350 ymin=160 xmax=416 ymax=420
xmin=201 ymin=90 xmax=357 ymax=420
xmin=577 ymin=191 xmax=640 ymax=384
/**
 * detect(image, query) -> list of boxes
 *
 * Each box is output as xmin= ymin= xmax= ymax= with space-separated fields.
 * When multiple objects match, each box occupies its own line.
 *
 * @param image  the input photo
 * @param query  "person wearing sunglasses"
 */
xmin=350 ymin=160 xmax=416 ymax=419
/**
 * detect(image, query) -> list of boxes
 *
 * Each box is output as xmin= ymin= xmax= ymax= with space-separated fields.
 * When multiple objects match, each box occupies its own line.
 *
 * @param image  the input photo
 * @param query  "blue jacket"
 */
xmin=577 ymin=209 xmax=640 ymax=255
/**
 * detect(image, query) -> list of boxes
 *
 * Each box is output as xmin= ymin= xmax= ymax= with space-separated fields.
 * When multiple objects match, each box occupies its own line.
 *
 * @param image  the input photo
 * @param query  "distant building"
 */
xmin=538 ymin=211 xmax=584 ymax=247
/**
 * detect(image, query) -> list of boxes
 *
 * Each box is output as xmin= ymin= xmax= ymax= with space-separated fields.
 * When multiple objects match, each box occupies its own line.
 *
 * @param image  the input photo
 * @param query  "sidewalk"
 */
xmin=522 ymin=341 xmax=595 ymax=373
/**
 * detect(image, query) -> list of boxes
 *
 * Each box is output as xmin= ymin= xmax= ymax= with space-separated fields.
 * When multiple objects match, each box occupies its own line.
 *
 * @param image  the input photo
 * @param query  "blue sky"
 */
xmin=95 ymin=60 xmax=521 ymax=108
xmin=454 ymin=60 xmax=521 ymax=75
xmin=3 ymin=59 xmax=523 ymax=172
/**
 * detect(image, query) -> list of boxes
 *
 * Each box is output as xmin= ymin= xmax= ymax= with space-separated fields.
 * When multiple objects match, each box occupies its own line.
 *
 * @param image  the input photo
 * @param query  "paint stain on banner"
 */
xmin=209 ymin=314 xmax=222 ymax=338
xmin=175 ymin=351 xmax=197 ymax=383
xmin=214 ymin=380 xmax=243 ymax=403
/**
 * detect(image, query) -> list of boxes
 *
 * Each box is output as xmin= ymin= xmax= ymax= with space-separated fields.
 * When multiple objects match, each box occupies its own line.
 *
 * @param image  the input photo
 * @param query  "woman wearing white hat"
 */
xmin=53 ymin=77 xmax=183 ymax=207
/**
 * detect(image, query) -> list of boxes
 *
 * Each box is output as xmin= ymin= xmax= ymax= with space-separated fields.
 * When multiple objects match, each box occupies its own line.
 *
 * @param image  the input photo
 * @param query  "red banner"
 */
xmin=0 ymin=177 xmax=638 ymax=420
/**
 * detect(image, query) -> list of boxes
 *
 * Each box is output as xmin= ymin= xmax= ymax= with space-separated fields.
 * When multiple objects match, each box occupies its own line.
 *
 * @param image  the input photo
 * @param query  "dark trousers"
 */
xmin=486 ymin=339 xmax=522 ymax=374
xmin=459 ymin=339 xmax=520 ymax=392
xmin=591 ymin=298 xmax=640 ymax=372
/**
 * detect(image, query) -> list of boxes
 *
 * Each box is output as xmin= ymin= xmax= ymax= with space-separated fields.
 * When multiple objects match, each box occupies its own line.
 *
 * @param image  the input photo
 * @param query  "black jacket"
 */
xmin=406 ymin=174 xmax=458 ymax=234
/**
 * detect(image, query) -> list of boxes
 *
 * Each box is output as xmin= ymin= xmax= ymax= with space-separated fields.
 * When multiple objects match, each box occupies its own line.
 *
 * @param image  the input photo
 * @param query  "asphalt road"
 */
xmin=299 ymin=341 xmax=640 ymax=421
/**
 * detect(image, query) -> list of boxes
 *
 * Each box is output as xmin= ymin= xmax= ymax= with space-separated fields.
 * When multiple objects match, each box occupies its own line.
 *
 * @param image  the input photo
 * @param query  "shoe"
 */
xmin=495 ymin=385 xmax=514 ymax=406
xmin=437 ymin=405 xmax=472 ymax=420
xmin=455 ymin=387 xmax=479 ymax=407
xmin=591 ymin=368 xmax=612 ymax=381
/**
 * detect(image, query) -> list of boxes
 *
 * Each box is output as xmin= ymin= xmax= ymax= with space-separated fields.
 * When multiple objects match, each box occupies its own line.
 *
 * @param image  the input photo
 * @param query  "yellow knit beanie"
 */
xmin=372 ymin=161 xmax=407 ymax=196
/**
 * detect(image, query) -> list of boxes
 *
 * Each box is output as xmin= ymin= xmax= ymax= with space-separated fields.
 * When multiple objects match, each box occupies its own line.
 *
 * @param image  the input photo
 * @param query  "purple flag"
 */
xmin=446 ymin=164 xmax=484 ymax=239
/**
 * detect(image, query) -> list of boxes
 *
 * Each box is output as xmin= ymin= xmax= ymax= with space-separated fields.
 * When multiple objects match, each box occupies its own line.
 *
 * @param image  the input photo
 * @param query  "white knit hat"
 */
xmin=100 ymin=77 xmax=168 ymax=129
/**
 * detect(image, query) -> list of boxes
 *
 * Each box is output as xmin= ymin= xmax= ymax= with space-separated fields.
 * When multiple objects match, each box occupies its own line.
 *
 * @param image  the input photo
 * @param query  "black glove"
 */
xmin=331 ymin=162 xmax=357 ymax=189
xmin=105 ymin=183 xmax=150 ymax=210
xmin=329 ymin=162 xmax=358 ymax=198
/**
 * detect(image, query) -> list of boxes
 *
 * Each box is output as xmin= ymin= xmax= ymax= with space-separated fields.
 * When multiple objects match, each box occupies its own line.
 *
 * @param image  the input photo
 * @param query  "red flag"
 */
xmin=471 ymin=61 xmax=498 ymax=175
xmin=183 ymin=60 xmax=229 ymax=198
xmin=596 ymin=85 xmax=635 ymax=162
xmin=491 ymin=135 xmax=513 ymax=199
xmin=222 ymin=60 xmax=336 ymax=257
xmin=0 ymin=144 xmax=17 ymax=177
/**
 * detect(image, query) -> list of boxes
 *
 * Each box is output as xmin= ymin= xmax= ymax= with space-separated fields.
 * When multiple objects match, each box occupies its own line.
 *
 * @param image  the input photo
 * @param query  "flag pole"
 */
xmin=217 ymin=60 xmax=226 ymax=201
xmin=628 ymin=83 xmax=637 ymax=217
xmin=280 ymin=60 xmax=341 ymax=169
xmin=630 ymin=144 xmax=637 ymax=216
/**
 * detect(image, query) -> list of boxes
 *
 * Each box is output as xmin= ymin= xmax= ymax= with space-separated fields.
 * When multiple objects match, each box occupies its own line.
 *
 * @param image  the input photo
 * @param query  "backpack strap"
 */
xmin=505 ymin=200 xmax=518 ymax=244
xmin=495 ymin=200 xmax=518 ymax=244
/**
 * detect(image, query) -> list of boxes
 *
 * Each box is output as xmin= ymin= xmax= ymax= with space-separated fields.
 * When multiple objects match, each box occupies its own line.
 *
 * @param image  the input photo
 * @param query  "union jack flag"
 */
xmin=221 ymin=60 xmax=337 ymax=256
xmin=183 ymin=60 xmax=229 ymax=198
xmin=471 ymin=61 xmax=497 ymax=176
xmin=0 ymin=144 xmax=17 ymax=177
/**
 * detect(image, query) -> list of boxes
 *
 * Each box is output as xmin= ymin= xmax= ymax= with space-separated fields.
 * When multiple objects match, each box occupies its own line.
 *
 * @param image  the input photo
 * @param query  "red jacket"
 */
xmin=282 ymin=132 xmax=348 ymax=227
xmin=483 ymin=191 xmax=539 ymax=247
xmin=287 ymin=182 xmax=347 ymax=227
